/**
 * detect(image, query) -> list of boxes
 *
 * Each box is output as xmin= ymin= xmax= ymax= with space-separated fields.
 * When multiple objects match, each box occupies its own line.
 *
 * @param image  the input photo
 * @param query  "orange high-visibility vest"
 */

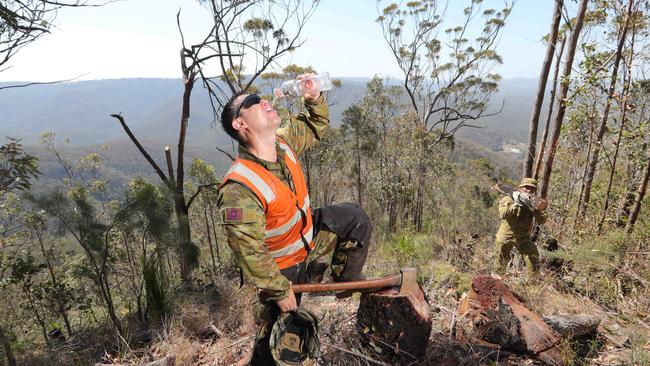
xmin=220 ymin=138 xmax=314 ymax=270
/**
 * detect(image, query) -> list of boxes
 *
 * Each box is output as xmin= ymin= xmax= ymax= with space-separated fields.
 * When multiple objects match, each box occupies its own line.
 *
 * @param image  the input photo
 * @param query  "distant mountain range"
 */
xmin=0 ymin=76 xmax=541 ymax=149
xmin=0 ymin=77 xmax=542 ymax=189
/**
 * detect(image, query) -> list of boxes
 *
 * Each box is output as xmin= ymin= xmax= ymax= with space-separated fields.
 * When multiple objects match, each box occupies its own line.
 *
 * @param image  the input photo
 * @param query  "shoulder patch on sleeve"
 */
xmin=225 ymin=207 xmax=242 ymax=222
xmin=219 ymin=206 xmax=259 ymax=224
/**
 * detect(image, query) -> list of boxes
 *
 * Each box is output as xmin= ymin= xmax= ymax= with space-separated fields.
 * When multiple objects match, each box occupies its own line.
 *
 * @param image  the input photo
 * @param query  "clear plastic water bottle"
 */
xmin=273 ymin=72 xmax=332 ymax=99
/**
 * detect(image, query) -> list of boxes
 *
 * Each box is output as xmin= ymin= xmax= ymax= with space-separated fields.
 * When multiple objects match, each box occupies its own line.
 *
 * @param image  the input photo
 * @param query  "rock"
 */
xmin=598 ymin=318 xmax=629 ymax=347
xmin=542 ymin=314 xmax=600 ymax=339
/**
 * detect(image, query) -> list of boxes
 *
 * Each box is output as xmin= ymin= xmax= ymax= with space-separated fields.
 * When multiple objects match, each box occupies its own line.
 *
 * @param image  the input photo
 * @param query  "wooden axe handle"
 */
xmin=292 ymin=274 xmax=402 ymax=294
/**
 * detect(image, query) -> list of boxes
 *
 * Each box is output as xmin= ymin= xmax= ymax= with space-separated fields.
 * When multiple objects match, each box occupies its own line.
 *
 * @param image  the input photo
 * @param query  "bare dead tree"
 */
xmin=523 ymin=0 xmax=564 ymax=179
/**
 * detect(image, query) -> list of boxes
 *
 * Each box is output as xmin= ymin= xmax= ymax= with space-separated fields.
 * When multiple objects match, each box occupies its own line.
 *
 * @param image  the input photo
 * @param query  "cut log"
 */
xmin=542 ymin=314 xmax=600 ymax=339
xmin=455 ymin=275 xmax=565 ymax=366
xmin=357 ymin=286 xmax=432 ymax=359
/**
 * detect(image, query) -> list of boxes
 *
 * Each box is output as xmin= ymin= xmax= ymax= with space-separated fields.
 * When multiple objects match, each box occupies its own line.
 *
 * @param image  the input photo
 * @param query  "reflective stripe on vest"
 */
xmin=268 ymin=226 xmax=313 ymax=258
xmin=224 ymin=162 xmax=276 ymax=204
xmin=278 ymin=141 xmax=297 ymax=164
xmin=220 ymin=138 xmax=313 ymax=270
xmin=265 ymin=196 xmax=310 ymax=239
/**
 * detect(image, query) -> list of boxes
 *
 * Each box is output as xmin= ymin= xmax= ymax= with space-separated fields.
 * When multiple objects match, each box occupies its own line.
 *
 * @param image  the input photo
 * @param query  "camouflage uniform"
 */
xmin=495 ymin=178 xmax=546 ymax=273
xmin=216 ymin=94 xmax=372 ymax=364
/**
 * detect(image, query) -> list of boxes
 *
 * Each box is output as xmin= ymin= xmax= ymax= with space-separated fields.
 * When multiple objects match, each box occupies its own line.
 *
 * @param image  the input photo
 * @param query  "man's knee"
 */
xmin=313 ymin=202 xmax=373 ymax=248
xmin=341 ymin=204 xmax=373 ymax=248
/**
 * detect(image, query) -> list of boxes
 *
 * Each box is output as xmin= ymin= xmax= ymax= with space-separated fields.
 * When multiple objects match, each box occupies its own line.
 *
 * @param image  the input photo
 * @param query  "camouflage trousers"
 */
xmin=497 ymin=236 xmax=540 ymax=274
xmin=251 ymin=202 xmax=372 ymax=365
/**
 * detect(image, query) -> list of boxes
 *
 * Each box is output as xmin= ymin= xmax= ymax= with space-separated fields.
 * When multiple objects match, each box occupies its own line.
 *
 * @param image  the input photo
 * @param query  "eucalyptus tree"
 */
xmin=579 ymin=0 xmax=635 ymax=218
xmin=377 ymin=0 xmax=512 ymax=230
xmin=523 ymin=0 xmax=564 ymax=178
xmin=28 ymin=134 xmax=125 ymax=334
xmin=539 ymin=0 xmax=590 ymax=199
xmin=341 ymin=104 xmax=379 ymax=207
xmin=0 ymin=137 xmax=38 ymax=366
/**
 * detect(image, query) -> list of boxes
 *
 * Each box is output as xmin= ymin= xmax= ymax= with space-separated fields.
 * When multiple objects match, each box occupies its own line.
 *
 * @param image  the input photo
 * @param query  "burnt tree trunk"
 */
xmin=456 ymin=275 xmax=565 ymax=366
xmin=540 ymin=0 xmax=589 ymax=199
xmin=580 ymin=0 xmax=634 ymax=218
xmin=207 ymin=203 xmax=221 ymax=264
xmin=615 ymin=166 xmax=641 ymax=227
xmin=175 ymin=74 xmax=198 ymax=281
xmin=524 ymin=0 xmax=564 ymax=178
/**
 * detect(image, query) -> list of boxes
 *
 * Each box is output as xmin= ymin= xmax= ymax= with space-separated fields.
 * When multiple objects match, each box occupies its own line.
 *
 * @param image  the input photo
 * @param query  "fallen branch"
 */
xmin=226 ymin=335 xmax=254 ymax=348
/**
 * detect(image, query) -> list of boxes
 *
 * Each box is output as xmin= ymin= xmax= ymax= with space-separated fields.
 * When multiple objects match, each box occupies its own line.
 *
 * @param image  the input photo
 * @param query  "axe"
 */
xmin=293 ymin=268 xmax=432 ymax=357
xmin=292 ymin=267 xmax=422 ymax=298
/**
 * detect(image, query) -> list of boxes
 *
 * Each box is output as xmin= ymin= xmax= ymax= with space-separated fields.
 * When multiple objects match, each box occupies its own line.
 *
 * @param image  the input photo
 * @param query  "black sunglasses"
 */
xmin=234 ymin=93 xmax=262 ymax=118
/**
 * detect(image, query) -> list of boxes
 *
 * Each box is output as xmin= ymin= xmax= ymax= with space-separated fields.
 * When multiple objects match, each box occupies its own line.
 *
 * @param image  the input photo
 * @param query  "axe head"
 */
xmin=398 ymin=267 xmax=430 ymax=319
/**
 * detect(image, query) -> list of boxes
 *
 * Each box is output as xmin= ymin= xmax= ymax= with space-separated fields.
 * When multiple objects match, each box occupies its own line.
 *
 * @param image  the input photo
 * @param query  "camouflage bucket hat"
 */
xmin=519 ymin=177 xmax=538 ymax=189
xmin=270 ymin=308 xmax=320 ymax=365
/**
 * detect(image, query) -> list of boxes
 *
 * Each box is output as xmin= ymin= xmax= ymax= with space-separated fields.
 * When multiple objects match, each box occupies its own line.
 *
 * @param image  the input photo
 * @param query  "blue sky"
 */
xmin=0 ymin=0 xmax=564 ymax=82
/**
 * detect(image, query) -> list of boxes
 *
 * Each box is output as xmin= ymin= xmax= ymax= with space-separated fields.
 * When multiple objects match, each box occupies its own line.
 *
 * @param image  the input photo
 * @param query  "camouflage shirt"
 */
xmin=216 ymin=94 xmax=329 ymax=302
xmin=496 ymin=195 xmax=547 ymax=243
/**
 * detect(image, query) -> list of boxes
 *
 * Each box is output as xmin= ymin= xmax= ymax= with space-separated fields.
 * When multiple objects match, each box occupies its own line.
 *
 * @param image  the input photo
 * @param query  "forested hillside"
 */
xmin=1 ymin=1 xmax=649 ymax=366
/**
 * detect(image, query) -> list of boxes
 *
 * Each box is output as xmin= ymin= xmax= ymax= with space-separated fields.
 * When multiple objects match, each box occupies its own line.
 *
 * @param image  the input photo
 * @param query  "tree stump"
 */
xmin=357 ymin=286 xmax=432 ymax=359
xmin=455 ymin=275 xmax=565 ymax=366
